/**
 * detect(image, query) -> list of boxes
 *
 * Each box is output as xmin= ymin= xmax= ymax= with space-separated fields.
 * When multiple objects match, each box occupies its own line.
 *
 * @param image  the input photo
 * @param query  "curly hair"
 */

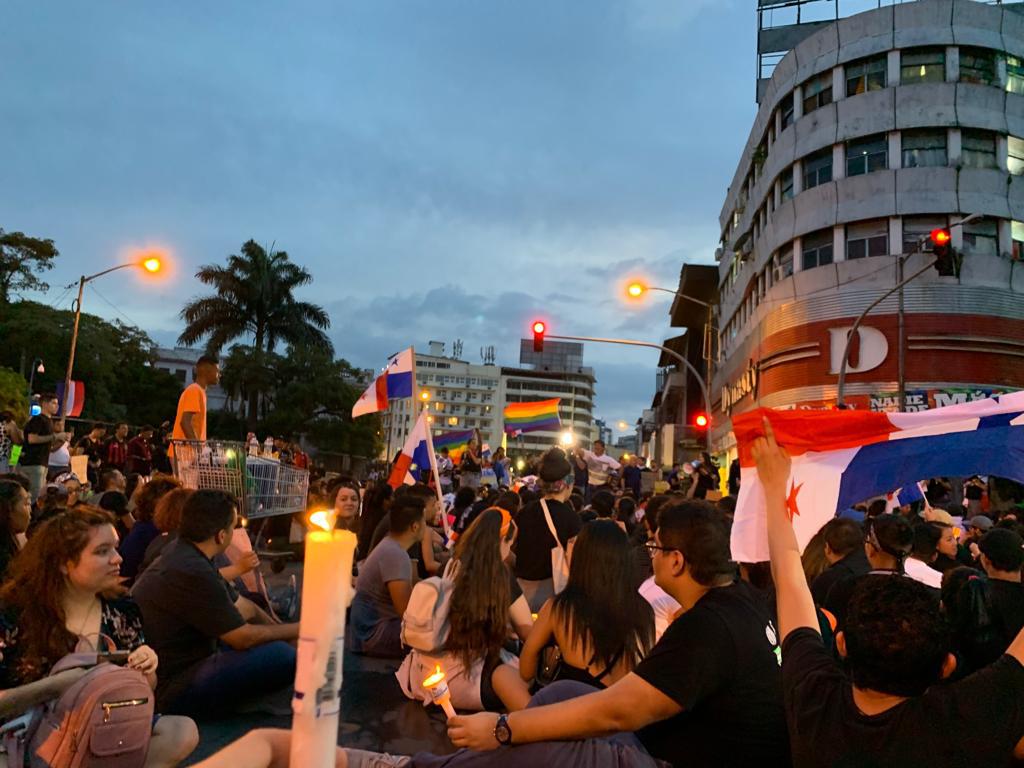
xmin=446 ymin=508 xmax=514 ymax=670
xmin=0 ymin=507 xmax=117 ymax=684
xmin=132 ymin=474 xmax=181 ymax=523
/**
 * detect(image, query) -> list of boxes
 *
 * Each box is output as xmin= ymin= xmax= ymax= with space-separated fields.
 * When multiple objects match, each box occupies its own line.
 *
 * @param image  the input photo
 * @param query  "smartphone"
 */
xmin=98 ymin=650 xmax=130 ymax=666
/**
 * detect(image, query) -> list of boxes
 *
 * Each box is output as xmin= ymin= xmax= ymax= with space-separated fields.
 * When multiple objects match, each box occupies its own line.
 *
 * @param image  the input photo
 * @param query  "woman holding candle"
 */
xmin=398 ymin=507 xmax=533 ymax=712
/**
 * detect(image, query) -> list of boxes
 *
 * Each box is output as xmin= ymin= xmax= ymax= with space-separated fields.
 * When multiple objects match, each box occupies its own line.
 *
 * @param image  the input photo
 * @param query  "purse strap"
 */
xmin=540 ymin=499 xmax=564 ymax=555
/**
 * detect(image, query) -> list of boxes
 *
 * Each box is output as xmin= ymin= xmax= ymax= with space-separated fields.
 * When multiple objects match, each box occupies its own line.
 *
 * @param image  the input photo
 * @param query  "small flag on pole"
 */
xmin=55 ymin=381 xmax=85 ymax=418
xmin=503 ymin=398 xmax=561 ymax=436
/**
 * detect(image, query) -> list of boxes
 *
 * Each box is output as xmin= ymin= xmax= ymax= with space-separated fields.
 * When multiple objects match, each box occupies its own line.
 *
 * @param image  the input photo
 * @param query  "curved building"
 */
xmin=712 ymin=0 xmax=1024 ymax=458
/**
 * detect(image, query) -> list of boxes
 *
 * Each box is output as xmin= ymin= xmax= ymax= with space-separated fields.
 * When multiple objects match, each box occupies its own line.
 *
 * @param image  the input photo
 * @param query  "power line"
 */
xmin=86 ymin=282 xmax=141 ymax=328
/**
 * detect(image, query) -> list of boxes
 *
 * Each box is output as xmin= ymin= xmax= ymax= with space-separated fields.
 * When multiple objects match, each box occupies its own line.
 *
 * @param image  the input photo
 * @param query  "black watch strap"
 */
xmin=494 ymin=713 xmax=512 ymax=746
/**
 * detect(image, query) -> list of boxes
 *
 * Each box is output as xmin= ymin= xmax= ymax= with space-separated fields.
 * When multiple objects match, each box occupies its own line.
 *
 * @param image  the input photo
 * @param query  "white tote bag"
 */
xmin=541 ymin=499 xmax=571 ymax=594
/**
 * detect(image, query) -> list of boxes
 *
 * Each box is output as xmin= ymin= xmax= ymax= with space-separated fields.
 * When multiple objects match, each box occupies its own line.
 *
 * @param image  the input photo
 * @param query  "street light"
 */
xmin=560 ymin=431 xmax=575 ymax=447
xmin=617 ymin=420 xmax=629 ymax=430
xmin=62 ymin=254 xmax=164 ymax=417
xmin=27 ymin=358 xmax=44 ymax=397
xmin=419 ymin=390 xmax=431 ymax=402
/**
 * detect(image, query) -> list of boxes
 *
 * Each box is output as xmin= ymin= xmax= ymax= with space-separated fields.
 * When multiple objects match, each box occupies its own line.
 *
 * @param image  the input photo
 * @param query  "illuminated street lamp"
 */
xmin=617 ymin=420 xmax=629 ymax=430
xmin=560 ymin=431 xmax=575 ymax=447
xmin=419 ymin=390 xmax=431 ymax=402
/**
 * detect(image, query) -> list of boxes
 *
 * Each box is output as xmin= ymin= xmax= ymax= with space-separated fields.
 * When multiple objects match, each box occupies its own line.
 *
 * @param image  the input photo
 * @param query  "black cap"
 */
xmin=979 ymin=528 xmax=1024 ymax=572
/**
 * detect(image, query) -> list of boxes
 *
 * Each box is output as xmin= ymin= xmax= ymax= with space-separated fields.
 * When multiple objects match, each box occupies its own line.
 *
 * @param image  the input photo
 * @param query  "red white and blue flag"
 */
xmin=351 ymin=346 xmax=416 ymax=419
xmin=352 ymin=374 xmax=388 ymax=419
xmin=56 ymin=380 xmax=85 ymax=418
xmin=731 ymin=392 xmax=1024 ymax=563
xmin=388 ymin=412 xmax=436 ymax=489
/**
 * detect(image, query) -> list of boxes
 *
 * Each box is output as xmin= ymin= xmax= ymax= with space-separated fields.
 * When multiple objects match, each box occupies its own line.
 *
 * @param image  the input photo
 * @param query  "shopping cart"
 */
xmin=170 ymin=439 xmax=309 ymax=519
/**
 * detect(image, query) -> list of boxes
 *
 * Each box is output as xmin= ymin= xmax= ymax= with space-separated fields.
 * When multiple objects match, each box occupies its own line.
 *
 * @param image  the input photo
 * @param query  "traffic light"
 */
xmin=693 ymin=412 xmax=709 ymax=437
xmin=929 ymin=228 xmax=958 ymax=277
xmin=532 ymin=320 xmax=546 ymax=352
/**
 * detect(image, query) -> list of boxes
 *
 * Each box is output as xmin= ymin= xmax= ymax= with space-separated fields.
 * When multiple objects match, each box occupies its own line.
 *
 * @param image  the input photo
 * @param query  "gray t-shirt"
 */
xmin=350 ymin=536 xmax=411 ymax=652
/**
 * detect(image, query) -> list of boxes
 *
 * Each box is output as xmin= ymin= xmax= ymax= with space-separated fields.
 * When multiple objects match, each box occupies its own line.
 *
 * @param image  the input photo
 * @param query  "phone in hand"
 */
xmin=98 ymin=650 xmax=130 ymax=666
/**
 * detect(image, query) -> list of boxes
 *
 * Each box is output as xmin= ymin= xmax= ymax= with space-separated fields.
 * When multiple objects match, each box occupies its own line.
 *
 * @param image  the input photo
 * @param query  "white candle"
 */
xmin=423 ymin=665 xmax=457 ymax=719
xmin=289 ymin=527 xmax=356 ymax=767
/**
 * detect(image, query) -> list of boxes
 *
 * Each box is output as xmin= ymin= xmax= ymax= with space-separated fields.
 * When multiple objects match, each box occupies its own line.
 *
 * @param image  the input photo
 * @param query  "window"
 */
xmin=901 ymin=48 xmax=945 ymax=84
xmin=846 ymin=55 xmax=886 ymax=96
xmin=174 ymin=369 xmax=187 ymax=382
xmin=1010 ymin=136 xmax=1024 ymax=175
xmin=780 ymin=93 xmax=794 ymax=130
xmin=775 ymin=246 xmax=794 ymax=281
xmin=959 ymin=48 xmax=996 ymax=86
xmin=802 ymin=71 xmax=833 ymax=114
xmin=902 ymin=216 xmax=947 ymax=254
xmin=961 ymin=130 xmax=997 ymax=169
xmin=780 ymin=167 xmax=794 ymax=200
xmin=801 ymin=229 xmax=834 ymax=270
xmin=1008 ymin=56 xmax=1024 ymax=95
xmin=962 ymin=219 xmax=998 ymax=258
xmin=846 ymin=219 xmax=889 ymax=259
xmin=846 ymin=134 xmax=887 ymax=176
xmin=1013 ymin=221 xmax=1024 ymax=260
xmin=802 ymin=148 xmax=833 ymax=190
xmin=901 ymin=129 xmax=947 ymax=168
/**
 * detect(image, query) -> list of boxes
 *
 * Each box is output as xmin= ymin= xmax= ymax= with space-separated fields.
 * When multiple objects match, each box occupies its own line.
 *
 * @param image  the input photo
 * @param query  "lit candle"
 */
xmin=289 ymin=522 xmax=357 ymax=767
xmin=422 ymin=665 xmax=457 ymax=719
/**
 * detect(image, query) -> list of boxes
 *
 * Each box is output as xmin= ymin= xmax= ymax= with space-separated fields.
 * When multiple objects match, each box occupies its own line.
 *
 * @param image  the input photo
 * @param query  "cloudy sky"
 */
xmin=1 ymin=0 xmax=757 ymax=430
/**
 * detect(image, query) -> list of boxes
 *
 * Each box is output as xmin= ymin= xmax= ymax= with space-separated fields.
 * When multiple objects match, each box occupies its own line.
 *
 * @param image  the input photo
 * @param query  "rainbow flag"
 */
xmin=433 ymin=429 xmax=475 ymax=463
xmin=504 ymin=398 xmax=561 ymax=436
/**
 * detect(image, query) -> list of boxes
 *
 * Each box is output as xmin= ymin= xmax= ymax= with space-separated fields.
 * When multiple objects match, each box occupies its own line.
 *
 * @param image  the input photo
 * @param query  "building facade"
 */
xmin=153 ymin=347 xmax=228 ymax=411
xmin=712 ymin=0 xmax=1024 ymax=459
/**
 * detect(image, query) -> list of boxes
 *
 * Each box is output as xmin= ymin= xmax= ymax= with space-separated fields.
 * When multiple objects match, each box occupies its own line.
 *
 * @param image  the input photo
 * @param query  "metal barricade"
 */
xmin=171 ymin=440 xmax=309 ymax=519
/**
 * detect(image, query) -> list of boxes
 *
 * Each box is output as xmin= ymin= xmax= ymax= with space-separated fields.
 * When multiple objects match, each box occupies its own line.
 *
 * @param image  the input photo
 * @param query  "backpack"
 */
xmin=401 ymin=560 xmax=457 ymax=654
xmin=3 ymin=650 xmax=154 ymax=768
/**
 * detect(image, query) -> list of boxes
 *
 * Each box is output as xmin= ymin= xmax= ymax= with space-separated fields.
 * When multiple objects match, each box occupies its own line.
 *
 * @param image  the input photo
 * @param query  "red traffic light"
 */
xmin=532 ymin=321 xmax=546 ymax=334
xmin=532 ymin=320 xmax=546 ymax=352
xmin=694 ymin=413 xmax=709 ymax=428
xmin=930 ymin=228 xmax=951 ymax=246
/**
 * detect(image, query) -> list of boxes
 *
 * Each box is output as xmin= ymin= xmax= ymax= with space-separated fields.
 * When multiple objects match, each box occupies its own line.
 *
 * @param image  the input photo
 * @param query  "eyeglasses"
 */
xmin=644 ymin=541 xmax=678 ymax=556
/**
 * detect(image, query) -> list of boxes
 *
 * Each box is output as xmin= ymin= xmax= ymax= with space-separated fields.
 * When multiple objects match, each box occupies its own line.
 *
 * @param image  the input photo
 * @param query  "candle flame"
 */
xmin=309 ymin=510 xmax=333 ymax=532
xmin=423 ymin=664 xmax=446 ymax=688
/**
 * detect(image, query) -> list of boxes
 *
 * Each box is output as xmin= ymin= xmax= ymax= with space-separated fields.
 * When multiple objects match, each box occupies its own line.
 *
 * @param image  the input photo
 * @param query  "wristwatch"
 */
xmin=493 ymin=714 xmax=512 ymax=746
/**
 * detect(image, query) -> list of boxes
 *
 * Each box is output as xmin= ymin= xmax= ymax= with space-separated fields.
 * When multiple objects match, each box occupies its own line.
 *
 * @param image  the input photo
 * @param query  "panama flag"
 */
xmin=352 ymin=374 xmax=388 ymax=419
xmin=388 ymin=412 xmax=436 ymax=489
xmin=731 ymin=391 xmax=1024 ymax=563
xmin=386 ymin=347 xmax=414 ymax=399
xmin=56 ymin=380 xmax=85 ymax=418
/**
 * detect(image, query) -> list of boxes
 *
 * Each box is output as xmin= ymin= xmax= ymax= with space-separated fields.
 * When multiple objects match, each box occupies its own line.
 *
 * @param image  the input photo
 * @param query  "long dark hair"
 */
xmin=357 ymin=482 xmax=392 ymax=557
xmin=0 ymin=507 xmax=117 ymax=684
xmin=552 ymin=520 xmax=654 ymax=673
xmin=446 ymin=508 xmax=515 ymax=670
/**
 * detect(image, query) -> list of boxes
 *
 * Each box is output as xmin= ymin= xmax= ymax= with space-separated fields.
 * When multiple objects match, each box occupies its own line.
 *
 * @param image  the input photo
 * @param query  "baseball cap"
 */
xmin=979 ymin=528 xmax=1024 ymax=572
xmin=926 ymin=509 xmax=955 ymax=526
xmin=965 ymin=515 xmax=994 ymax=532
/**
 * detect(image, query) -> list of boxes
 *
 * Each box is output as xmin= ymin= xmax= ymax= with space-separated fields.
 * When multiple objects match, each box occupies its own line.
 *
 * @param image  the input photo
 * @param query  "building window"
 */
xmin=802 ymin=71 xmax=833 ymax=114
xmin=775 ymin=246 xmax=794 ymax=281
xmin=901 ymin=129 xmax=947 ymax=168
xmin=846 ymin=219 xmax=889 ymax=259
xmin=801 ymin=229 xmax=834 ymax=270
xmin=846 ymin=134 xmax=887 ymax=176
xmin=780 ymin=167 xmax=794 ymax=200
xmin=959 ymin=47 xmax=996 ymax=86
xmin=1010 ymin=136 xmax=1024 ymax=175
xmin=846 ymin=55 xmax=886 ymax=96
xmin=901 ymin=48 xmax=946 ymax=84
xmin=902 ymin=216 xmax=947 ymax=254
xmin=174 ymin=369 xmax=187 ymax=382
xmin=961 ymin=130 xmax=997 ymax=169
xmin=1008 ymin=55 xmax=1024 ymax=94
xmin=802 ymin=148 xmax=833 ymax=190
xmin=962 ymin=219 xmax=998 ymax=258
xmin=1013 ymin=221 xmax=1024 ymax=260
xmin=779 ymin=93 xmax=794 ymax=130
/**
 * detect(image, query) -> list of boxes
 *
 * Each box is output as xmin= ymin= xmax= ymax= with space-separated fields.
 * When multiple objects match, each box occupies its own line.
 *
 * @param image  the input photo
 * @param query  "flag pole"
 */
xmin=424 ymin=424 xmax=451 ymax=541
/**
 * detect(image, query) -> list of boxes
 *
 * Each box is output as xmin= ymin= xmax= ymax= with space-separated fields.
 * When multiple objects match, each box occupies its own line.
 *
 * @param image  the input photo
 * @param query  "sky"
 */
xmin=0 ymin=0 xmax=756 ymax=433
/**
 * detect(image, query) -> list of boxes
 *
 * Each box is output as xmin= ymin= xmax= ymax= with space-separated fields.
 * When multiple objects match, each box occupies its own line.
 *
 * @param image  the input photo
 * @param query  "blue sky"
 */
xmin=1 ymin=0 xmax=755 ymax=430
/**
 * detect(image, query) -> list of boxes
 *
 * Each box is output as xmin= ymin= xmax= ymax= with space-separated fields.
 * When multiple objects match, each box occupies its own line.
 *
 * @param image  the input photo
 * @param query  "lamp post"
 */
xmin=62 ymin=255 xmax=163 ymax=417
xmin=26 ymin=358 xmax=44 ymax=397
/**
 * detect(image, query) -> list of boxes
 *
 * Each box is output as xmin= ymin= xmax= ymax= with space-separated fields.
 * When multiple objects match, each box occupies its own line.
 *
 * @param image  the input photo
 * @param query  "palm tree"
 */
xmin=178 ymin=240 xmax=333 ymax=426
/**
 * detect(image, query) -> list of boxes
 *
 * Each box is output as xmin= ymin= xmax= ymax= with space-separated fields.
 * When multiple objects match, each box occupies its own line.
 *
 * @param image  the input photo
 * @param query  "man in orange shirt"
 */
xmin=173 ymin=356 xmax=219 ymax=443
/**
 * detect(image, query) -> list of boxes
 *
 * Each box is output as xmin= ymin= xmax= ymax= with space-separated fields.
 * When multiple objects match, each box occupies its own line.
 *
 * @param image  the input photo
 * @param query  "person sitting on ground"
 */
xmin=399 ymin=508 xmax=533 ymax=712
xmin=809 ymin=517 xmax=869 ymax=609
xmin=132 ymin=490 xmax=299 ymax=717
xmin=140 ymin=487 xmax=194 ymax=574
xmin=95 ymin=468 xmax=133 ymax=537
xmin=520 ymin=519 xmax=654 ymax=691
xmin=0 ymin=507 xmax=198 ymax=767
xmin=333 ymin=478 xmax=361 ymax=532
xmin=904 ymin=522 xmax=943 ymax=591
xmin=513 ymin=449 xmax=582 ymax=613
xmin=450 ymin=486 xmax=479 ymax=536
xmin=368 ymin=485 xmax=447 ymax=578
xmin=355 ymin=482 xmax=392 ymax=561
xmin=119 ymin=475 xmax=181 ymax=583
xmin=752 ymin=417 xmax=1024 ymax=767
xmin=0 ymin=479 xmax=31 ymax=581
xmin=941 ymin=566 xmax=1003 ymax=676
xmin=978 ymin=527 xmax=1024 ymax=647
xmin=587 ymin=490 xmax=616 ymax=526
xmin=349 ymin=494 xmax=426 ymax=658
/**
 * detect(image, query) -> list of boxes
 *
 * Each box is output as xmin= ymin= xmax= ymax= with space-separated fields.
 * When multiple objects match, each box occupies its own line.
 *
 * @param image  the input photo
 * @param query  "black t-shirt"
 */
xmin=131 ymin=537 xmax=245 ymax=703
xmin=633 ymin=581 xmax=790 ymax=768
xmin=513 ymin=499 xmax=582 ymax=581
xmin=782 ymin=627 xmax=1024 ymax=768
xmin=20 ymin=415 xmax=53 ymax=466
xmin=990 ymin=579 xmax=1024 ymax=648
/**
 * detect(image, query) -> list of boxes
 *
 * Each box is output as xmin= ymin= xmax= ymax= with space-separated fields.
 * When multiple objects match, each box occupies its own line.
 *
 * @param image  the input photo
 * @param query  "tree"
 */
xmin=0 ymin=367 xmax=28 ymax=423
xmin=178 ymin=240 xmax=333 ymax=427
xmin=0 ymin=229 xmax=59 ymax=304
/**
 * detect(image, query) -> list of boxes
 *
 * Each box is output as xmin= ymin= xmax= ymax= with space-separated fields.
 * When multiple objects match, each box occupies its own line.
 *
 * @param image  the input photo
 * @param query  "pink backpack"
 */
xmin=3 ymin=651 xmax=154 ymax=768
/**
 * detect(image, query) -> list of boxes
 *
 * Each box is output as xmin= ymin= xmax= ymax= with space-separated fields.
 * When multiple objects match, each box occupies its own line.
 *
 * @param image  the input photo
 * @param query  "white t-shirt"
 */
xmin=904 ymin=557 xmax=943 ymax=589
xmin=578 ymin=450 xmax=621 ymax=486
xmin=639 ymin=576 xmax=681 ymax=642
xmin=49 ymin=441 xmax=71 ymax=468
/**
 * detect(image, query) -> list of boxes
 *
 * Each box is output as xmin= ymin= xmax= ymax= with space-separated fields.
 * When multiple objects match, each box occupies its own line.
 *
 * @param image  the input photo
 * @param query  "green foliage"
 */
xmin=0 ymin=301 xmax=181 ymax=425
xmin=0 ymin=229 xmax=59 ymax=304
xmin=0 ymin=367 xmax=29 ymax=422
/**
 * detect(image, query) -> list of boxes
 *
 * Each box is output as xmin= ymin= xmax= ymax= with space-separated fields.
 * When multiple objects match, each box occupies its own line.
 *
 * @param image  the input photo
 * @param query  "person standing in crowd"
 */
xmin=514 ymin=449 xmax=582 ymax=612
xmin=173 ymin=355 xmax=219 ymax=444
xmin=904 ymin=523 xmax=943 ymax=590
xmin=520 ymin=520 xmax=654 ymax=690
xmin=728 ymin=457 xmax=741 ymax=497
xmin=965 ymin=476 xmax=986 ymax=519
xmin=132 ymin=489 xmax=298 ymax=717
xmin=47 ymin=418 xmax=72 ymax=480
xmin=18 ymin=393 xmax=71 ymax=503
xmin=491 ymin=446 xmax=510 ymax=487
xmin=127 ymin=424 xmax=155 ymax=476
xmin=74 ymin=421 xmax=107 ymax=485
xmin=573 ymin=440 xmax=620 ymax=502
xmin=809 ymin=517 xmax=870 ymax=608
xmin=621 ymin=454 xmax=642 ymax=500
xmin=978 ymin=527 xmax=1024 ymax=647
xmin=105 ymin=422 xmax=130 ymax=473
xmin=460 ymin=438 xmax=483 ymax=490
xmin=0 ymin=479 xmax=31 ymax=581
xmin=941 ymin=566 xmax=1004 ymax=676
xmin=0 ymin=411 xmax=23 ymax=472
xmin=0 ymin=507 xmax=199 ymax=766
xmin=751 ymin=419 xmax=1024 ymax=768
xmin=437 ymin=447 xmax=454 ymax=494
xmin=348 ymin=495 xmax=426 ymax=658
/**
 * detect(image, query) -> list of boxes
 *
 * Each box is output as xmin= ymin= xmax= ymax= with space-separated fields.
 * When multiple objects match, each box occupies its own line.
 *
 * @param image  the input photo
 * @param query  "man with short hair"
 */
xmin=752 ymin=420 xmax=1024 ymax=768
xmin=979 ymin=528 xmax=1024 ymax=648
xmin=173 ymin=355 xmax=219 ymax=444
xmin=18 ymin=393 xmax=71 ymax=502
xmin=809 ymin=517 xmax=869 ymax=607
xmin=127 ymin=425 xmax=155 ymax=475
xmin=573 ymin=440 xmax=620 ymax=503
xmin=622 ymin=454 xmax=642 ymax=500
xmin=132 ymin=489 xmax=298 ymax=716
xmin=74 ymin=422 xmax=108 ymax=485
xmin=904 ymin=523 xmax=943 ymax=590
xmin=104 ymin=422 xmax=130 ymax=472
xmin=349 ymin=495 xmax=426 ymax=658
